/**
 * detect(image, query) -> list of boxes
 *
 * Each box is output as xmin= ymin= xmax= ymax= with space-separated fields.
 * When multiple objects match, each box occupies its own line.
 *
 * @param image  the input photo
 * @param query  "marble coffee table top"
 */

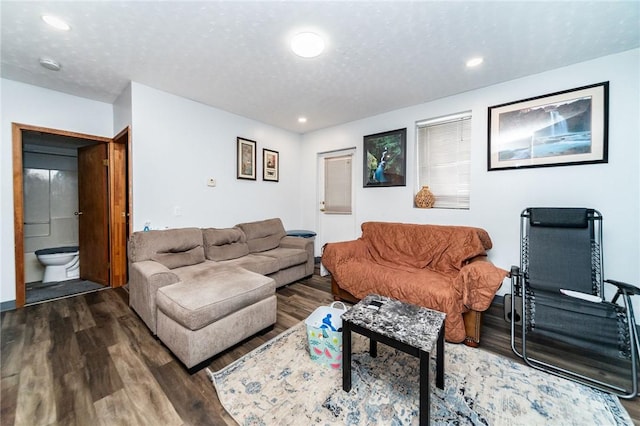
xmin=341 ymin=294 xmax=446 ymax=353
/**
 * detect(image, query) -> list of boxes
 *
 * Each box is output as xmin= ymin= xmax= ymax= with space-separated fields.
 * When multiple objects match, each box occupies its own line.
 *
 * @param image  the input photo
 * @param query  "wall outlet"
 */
xmin=504 ymin=294 xmax=522 ymax=325
xmin=174 ymin=206 xmax=182 ymax=216
xmin=207 ymin=178 xmax=216 ymax=187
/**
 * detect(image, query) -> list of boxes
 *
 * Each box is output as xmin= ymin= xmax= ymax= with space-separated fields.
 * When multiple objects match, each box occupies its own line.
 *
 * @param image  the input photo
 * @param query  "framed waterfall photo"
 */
xmin=363 ymin=128 xmax=407 ymax=187
xmin=488 ymin=82 xmax=609 ymax=171
xmin=237 ymin=137 xmax=257 ymax=180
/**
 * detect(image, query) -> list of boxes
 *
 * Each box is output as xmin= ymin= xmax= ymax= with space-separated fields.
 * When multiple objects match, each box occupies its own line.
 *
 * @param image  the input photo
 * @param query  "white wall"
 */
xmin=129 ymin=83 xmax=303 ymax=231
xmin=3 ymin=49 xmax=637 ymax=318
xmin=113 ymin=82 xmax=132 ymax=133
xmin=0 ymin=79 xmax=113 ymax=304
xmin=300 ymin=49 xmax=640 ymax=319
xmin=0 ymin=79 xmax=303 ymax=306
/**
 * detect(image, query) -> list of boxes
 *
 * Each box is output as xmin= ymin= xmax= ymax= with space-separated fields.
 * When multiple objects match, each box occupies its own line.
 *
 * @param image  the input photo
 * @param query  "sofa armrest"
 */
xmin=321 ymin=239 xmax=371 ymax=275
xmin=129 ymin=260 xmax=181 ymax=334
xmin=279 ymin=236 xmax=314 ymax=276
xmin=279 ymin=235 xmax=312 ymax=250
xmin=453 ymin=259 xmax=508 ymax=312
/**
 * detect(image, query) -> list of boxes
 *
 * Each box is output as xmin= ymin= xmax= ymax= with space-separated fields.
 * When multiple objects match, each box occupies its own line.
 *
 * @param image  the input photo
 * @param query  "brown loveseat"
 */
xmin=321 ymin=222 xmax=507 ymax=346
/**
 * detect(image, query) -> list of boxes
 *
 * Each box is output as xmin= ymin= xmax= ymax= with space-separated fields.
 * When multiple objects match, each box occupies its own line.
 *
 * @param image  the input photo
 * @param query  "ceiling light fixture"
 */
xmin=291 ymin=32 xmax=325 ymax=58
xmin=298 ymin=117 xmax=308 ymax=123
xmin=42 ymin=15 xmax=71 ymax=31
xmin=466 ymin=57 xmax=484 ymax=68
xmin=39 ymin=57 xmax=61 ymax=71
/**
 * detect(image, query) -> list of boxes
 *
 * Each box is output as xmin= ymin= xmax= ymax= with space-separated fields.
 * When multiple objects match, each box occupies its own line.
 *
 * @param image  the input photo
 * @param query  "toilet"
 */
xmin=35 ymin=246 xmax=80 ymax=283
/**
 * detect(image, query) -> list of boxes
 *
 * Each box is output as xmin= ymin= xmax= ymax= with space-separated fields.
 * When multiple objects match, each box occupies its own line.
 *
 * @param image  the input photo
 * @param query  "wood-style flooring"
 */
xmin=2 ymin=273 xmax=638 ymax=425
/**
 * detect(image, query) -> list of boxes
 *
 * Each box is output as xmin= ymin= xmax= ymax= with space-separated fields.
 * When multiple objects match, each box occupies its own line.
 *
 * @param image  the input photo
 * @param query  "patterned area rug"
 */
xmin=210 ymin=322 xmax=632 ymax=425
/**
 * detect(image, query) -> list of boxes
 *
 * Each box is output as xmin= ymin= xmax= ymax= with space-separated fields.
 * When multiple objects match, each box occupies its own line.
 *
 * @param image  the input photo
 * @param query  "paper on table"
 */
xmin=560 ymin=289 xmax=602 ymax=303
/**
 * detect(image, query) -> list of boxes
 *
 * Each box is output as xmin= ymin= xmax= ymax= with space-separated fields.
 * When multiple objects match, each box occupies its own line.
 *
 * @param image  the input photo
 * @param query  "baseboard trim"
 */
xmin=1 ymin=300 xmax=16 ymax=312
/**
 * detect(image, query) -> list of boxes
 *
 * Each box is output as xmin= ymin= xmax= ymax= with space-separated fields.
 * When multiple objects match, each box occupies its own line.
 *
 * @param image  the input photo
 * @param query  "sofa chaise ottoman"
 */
xmin=156 ymin=267 xmax=276 ymax=368
xmin=127 ymin=218 xmax=313 ymax=369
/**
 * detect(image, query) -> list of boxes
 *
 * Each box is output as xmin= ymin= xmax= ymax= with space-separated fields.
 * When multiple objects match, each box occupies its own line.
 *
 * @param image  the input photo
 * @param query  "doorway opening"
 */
xmin=316 ymin=147 xmax=357 ymax=275
xmin=12 ymin=123 xmax=131 ymax=308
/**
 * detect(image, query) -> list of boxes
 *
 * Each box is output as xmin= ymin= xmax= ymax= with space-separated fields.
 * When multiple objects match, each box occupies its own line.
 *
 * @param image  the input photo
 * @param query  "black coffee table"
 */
xmin=341 ymin=294 xmax=446 ymax=426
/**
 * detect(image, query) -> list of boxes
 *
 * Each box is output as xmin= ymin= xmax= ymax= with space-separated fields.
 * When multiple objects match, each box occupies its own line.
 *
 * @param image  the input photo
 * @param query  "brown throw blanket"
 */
xmin=322 ymin=222 xmax=508 ymax=342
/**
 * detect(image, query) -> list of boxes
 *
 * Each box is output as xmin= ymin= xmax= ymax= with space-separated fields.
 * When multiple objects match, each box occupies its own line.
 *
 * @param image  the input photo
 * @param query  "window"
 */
xmin=416 ymin=112 xmax=471 ymax=209
xmin=323 ymin=154 xmax=352 ymax=214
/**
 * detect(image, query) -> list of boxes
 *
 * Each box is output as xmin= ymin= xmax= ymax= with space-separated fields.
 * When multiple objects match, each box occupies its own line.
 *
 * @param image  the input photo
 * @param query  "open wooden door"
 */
xmin=78 ymin=144 xmax=110 ymax=285
xmin=109 ymin=128 xmax=129 ymax=287
xmin=13 ymin=123 xmax=132 ymax=307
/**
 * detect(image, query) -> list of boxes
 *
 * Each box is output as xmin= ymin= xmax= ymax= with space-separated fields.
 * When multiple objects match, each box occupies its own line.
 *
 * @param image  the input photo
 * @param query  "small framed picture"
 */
xmin=363 ymin=128 xmax=407 ymax=187
xmin=237 ymin=137 xmax=256 ymax=180
xmin=263 ymin=149 xmax=279 ymax=182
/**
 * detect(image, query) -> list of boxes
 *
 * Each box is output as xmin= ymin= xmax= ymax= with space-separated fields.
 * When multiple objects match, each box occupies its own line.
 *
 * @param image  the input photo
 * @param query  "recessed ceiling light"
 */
xmin=39 ymin=57 xmax=61 ymax=71
xmin=298 ymin=117 xmax=308 ymax=123
xmin=42 ymin=15 xmax=71 ymax=31
xmin=291 ymin=32 xmax=325 ymax=58
xmin=466 ymin=57 xmax=484 ymax=68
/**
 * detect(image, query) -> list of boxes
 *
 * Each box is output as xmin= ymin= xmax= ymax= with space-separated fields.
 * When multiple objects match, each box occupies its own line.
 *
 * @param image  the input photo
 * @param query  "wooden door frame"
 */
xmin=12 ymin=123 xmax=132 ymax=308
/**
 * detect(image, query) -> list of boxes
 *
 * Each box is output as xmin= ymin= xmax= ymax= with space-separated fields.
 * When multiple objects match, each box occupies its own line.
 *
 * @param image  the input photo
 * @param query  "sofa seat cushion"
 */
xmin=156 ymin=267 xmax=275 ymax=331
xmin=171 ymin=260 xmax=220 ymax=282
xmin=332 ymin=260 xmax=466 ymax=342
xmin=215 ymin=254 xmax=279 ymax=276
xmin=259 ymin=247 xmax=308 ymax=270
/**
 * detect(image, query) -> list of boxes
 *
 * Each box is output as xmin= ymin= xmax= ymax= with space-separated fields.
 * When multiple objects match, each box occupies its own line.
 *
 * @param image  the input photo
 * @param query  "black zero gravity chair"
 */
xmin=510 ymin=207 xmax=639 ymax=399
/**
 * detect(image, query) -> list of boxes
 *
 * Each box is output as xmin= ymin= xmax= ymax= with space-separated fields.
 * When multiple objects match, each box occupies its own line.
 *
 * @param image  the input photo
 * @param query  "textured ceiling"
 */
xmin=2 ymin=1 xmax=639 ymax=134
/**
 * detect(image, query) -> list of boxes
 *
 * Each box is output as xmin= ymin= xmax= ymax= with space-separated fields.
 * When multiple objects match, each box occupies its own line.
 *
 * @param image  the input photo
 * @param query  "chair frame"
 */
xmin=510 ymin=208 xmax=639 ymax=399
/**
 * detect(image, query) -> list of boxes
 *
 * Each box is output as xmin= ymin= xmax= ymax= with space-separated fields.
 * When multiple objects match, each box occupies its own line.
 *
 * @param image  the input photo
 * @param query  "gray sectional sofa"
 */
xmin=128 ymin=218 xmax=314 ymax=368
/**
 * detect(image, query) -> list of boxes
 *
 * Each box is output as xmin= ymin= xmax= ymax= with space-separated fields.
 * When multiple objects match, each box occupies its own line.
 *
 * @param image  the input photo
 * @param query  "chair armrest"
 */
xmin=510 ymin=265 xmax=522 ymax=293
xmin=605 ymin=279 xmax=640 ymax=305
xmin=510 ymin=265 xmax=520 ymax=278
xmin=453 ymin=260 xmax=509 ymax=311
xmin=605 ymin=279 xmax=640 ymax=295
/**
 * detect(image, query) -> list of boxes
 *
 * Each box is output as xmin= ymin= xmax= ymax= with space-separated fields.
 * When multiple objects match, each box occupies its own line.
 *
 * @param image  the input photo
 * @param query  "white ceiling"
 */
xmin=2 ymin=1 xmax=639 ymax=134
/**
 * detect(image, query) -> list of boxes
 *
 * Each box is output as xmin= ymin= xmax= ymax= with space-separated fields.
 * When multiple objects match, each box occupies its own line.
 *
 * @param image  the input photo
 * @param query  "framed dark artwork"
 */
xmin=363 ymin=128 xmax=407 ymax=187
xmin=488 ymin=82 xmax=609 ymax=171
xmin=237 ymin=137 xmax=257 ymax=180
xmin=263 ymin=148 xmax=279 ymax=182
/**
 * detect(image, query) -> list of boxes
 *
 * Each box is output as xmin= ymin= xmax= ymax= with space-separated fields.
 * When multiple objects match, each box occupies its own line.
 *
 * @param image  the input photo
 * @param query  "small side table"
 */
xmin=285 ymin=230 xmax=316 ymax=239
xmin=341 ymin=294 xmax=446 ymax=426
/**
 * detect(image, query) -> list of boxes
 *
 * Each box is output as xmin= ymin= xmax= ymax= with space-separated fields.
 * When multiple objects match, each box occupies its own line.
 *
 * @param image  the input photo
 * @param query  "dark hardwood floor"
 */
xmin=2 ymin=273 xmax=638 ymax=425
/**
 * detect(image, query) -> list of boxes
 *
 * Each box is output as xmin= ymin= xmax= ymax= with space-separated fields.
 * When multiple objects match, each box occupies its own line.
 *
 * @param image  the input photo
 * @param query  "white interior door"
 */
xmin=317 ymin=148 xmax=357 ymax=275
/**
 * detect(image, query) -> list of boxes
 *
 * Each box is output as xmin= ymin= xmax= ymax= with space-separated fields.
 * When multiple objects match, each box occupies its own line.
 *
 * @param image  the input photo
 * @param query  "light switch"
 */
xmin=207 ymin=178 xmax=217 ymax=187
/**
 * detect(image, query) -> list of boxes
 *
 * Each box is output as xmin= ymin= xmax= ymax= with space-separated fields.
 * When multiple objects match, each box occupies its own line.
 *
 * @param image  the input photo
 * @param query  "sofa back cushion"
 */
xmin=236 ymin=218 xmax=286 ymax=253
xmin=361 ymin=222 xmax=491 ymax=274
xmin=151 ymin=246 xmax=206 ymax=269
xmin=128 ymin=228 xmax=205 ymax=269
xmin=202 ymin=227 xmax=250 ymax=261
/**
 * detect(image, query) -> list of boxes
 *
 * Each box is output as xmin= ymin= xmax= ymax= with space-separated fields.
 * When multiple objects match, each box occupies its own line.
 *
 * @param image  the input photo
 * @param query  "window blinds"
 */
xmin=417 ymin=113 xmax=471 ymax=209
xmin=323 ymin=154 xmax=353 ymax=214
